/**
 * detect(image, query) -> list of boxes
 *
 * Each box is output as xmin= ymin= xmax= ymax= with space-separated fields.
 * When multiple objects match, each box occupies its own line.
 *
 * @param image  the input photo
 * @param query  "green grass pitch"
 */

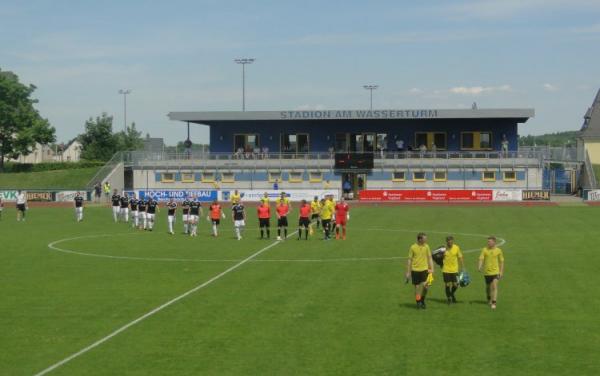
xmin=1 ymin=204 xmax=600 ymax=375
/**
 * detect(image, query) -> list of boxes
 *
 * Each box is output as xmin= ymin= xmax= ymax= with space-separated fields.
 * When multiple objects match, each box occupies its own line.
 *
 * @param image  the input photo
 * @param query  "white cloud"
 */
xmin=409 ymin=88 xmax=423 ymax=94
xmin=543 ymin=83 xmax=559 ymax=92
xmin=449 ymin=85 xmax=512 ymax=95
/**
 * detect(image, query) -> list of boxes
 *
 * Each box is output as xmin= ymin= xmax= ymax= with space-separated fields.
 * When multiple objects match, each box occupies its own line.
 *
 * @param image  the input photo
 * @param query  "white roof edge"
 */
xmin=168 ymin=108 xmax=535 ymax=122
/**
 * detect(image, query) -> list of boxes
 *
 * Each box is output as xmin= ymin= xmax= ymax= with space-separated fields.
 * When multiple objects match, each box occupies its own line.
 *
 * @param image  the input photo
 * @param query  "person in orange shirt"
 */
xmin=298 ymin=199 xmax=311 ymax=240
xmin=275 ymin=200 xmax=290 ymax=240
xmin=207 ymin=199 xmax=225 ymax=237
xmin=257 ymin=202 xmax=271 ymax=239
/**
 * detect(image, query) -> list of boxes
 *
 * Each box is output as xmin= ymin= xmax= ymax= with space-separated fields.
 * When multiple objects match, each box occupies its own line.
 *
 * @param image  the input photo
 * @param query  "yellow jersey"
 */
xmin=442 ymin=244 xmax=463 ymax=273
xmin=231 ymin=193 xmax=241 ymax=204
xmin=310 ymin=200 xmax=321 ymax=215
xmin=408 ymin=243 xmax=431 ymax=272
xmin=320 ymin=202 xmax=333 ymax=220
xmin=260 ymin=196 xmax=270 ymax=205
xmin=277 ymin=197 xmax=290 ymax=206
xmin=479 ymin=247 xmax=504 ymax=276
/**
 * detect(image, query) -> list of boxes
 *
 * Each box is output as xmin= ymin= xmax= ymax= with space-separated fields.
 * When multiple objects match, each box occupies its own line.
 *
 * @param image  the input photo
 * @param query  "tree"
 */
xmin=0 ymin=69 xmax=56 ymax=171
xmin=78 ymin=113 xmax=116 ymax=161
xmin=114 ymin=122 xmax=143 ymax=152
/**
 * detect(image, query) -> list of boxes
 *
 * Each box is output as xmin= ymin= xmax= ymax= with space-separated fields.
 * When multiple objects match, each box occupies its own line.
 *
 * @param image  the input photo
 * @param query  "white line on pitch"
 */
xmin=34 ymin=232 xmax=296 ymax=376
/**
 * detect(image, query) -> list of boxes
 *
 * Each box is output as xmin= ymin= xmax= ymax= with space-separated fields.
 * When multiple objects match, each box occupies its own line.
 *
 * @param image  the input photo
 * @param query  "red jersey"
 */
xmin=335 ymin=202 xmax=349 ymax=217
xmin=209 ymin=203 xmax=222 ymax=219
xmin=299 ymin=204 xmax=311 ymax=218
xmin=257 ymin=205 xmax=271 ymax=219
xmin=276 ymin=204 xmax=289 ymax=217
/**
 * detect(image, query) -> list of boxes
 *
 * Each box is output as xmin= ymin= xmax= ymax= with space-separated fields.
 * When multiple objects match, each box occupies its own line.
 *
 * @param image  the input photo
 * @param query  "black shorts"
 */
xmin=211 ymin=219 xmax=220 ymax=225
xmin=17 ymin=204 xmax=26 ymax=212
xmin=484 ymin=275 xmax=499 ymax=284
xmin=259 ymin=218 xmax=270 ymax=228
xmin=411 ymin=270 xmax=429 ymax=285
xmin=299 ymin=217 xmax=310 ymax=227
xmin=311 ymin=214 xmax=319 ymax=220
xmin=322 ymin=219 xmax=331 ymax=227
xmin=277 ymin=217 xmax=288 ymax=227
xmin=443 ymin=272 xmax=458 ymax=283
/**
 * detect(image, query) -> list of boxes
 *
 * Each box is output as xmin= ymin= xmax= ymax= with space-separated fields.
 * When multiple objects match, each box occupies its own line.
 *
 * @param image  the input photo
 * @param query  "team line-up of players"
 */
xmin=77 ymin=189 xmax=349 ymax=241
xmin=73 ymin=189 xmax=504 ymax=310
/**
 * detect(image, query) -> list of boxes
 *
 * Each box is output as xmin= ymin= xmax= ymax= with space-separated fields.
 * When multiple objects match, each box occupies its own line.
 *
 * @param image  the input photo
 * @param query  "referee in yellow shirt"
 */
xmin=230 ymin=190 xmax=241 ymax=206
xmin=478 ymin=236 xmax=504 ymax=310
xmin=442 ymin=236 xmax=464 ymax=304
xmin=405 ymin=233 xmax=434 ymax=309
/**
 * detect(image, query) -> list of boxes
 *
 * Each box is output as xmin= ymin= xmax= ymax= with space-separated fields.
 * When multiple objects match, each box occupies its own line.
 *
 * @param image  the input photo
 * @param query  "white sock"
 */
xmin=169 ymin=221 xmax=173 ymax=233
xmin=212 ymin=224 xmax=217 ymax=236
xmin=184 ymin=223 xmax=188 ymax=233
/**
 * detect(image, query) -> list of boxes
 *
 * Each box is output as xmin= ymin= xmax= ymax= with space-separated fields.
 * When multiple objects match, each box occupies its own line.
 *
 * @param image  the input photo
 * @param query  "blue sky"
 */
xmin=1 ymin=0 xmax=600 ymax=145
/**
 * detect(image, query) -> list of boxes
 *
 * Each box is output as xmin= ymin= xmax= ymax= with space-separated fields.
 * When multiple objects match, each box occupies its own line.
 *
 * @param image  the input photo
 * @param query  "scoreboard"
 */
xmin=334 ymin=153 xmax=374 ymax=169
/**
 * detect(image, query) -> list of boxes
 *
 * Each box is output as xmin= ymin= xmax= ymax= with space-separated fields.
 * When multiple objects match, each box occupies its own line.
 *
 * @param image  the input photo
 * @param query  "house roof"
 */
xmin=580 ymin=89 xmax=600 ymax=139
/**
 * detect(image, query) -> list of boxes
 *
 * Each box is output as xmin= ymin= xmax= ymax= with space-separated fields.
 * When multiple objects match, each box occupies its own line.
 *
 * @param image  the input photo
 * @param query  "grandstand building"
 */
xmin=95 ymin=107 xmax=552 ymax=199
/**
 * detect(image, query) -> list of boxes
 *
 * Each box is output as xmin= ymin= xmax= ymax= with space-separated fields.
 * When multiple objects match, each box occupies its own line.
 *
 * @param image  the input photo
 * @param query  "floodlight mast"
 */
xmin=118 ymin=89 xmax=132 ymax=131
xmin=234 ymin=58 xmax=255 ymax=111
xmin=363 ymin=85 xmax=379 ymax=111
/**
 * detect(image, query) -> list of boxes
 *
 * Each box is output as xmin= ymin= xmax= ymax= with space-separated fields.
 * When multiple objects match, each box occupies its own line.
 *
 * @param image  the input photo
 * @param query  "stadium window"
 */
xmin=412 ymin=171 xmax=426 ymax=182
xmin=364 ymin=133 xmax=376 ymax=152
xmin=268 ymin=171 xmax=282 ymax=183
xmin=414 ymin=132 xmax=447 ymax=150
xmin=433 ymin=171 xmax=447 ymax=182
xmin=503 ymin=171 xmax=517 ymax=182
xmin=482 ymin=171 xmax=496 ymax=182
xmin=376 ymin=133 xmax=388 ymax=151
xmin=288 ymin=171 xmax=303 ymax=183
xmin=392 ymin=171 xmax=406 ymax=182
xmin=161 ymin=172 xmax=175 ymax=183
xmin=201 ymin=171 xmax=216 ymax=183
xmin=461 ymin=132 xmax=493 ymax=150
xmin=233 ymin=134 xmax=260 ymax=153
xmin=281 ymin=133 xmax=310 ymax=153
xmin=181 ymin=173 xmax=195 ymax=183
xmin=309 ymin=171 xmax=323 ymax=183
xmin=221 ymin=172 xmax=235 ymax=183
xmin=335 ymin=133 xmax=348 ymax=152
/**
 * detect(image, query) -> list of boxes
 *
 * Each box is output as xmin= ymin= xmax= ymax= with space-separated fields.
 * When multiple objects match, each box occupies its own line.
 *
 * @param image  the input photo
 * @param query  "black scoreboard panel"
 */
xmin=334 ymin=153 xmax=374 ymax=169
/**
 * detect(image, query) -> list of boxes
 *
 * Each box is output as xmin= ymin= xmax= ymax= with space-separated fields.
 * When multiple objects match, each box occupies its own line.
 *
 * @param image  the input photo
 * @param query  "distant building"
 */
xmin=12 ymin=143 xmax=55 ymax=164
xmin=143 ymin=134 xmax=164 ymax=153
xmin=578 ymin=89 xmax=600 ymax=164
xmin=56 ymin=140 xmax=83 ymax=162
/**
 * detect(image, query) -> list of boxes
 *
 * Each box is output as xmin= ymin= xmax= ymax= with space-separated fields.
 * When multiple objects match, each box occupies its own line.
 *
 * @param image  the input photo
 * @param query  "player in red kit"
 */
xmin=257 ymin=202 xmax=271 ymax=239
xmin=334 ymin=197 xmax=350 ymax=240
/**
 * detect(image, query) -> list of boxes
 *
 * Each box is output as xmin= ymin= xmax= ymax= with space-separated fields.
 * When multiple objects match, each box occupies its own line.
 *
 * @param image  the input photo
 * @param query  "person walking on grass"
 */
xmin=442 ymin=236 xmax=464 ymax=304
xmin=16 ymin=190 xmax=27 ymax=222
xmin=406 ymin=232 xmax=434 ymax=309
xmin=478 ymin=236 xmax=504 ymax=310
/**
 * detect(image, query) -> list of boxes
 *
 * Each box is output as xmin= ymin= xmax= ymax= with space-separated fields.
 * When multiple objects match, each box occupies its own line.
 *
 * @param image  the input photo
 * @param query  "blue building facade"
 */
xmin=168 ymin=109 xmax=533 ymax=154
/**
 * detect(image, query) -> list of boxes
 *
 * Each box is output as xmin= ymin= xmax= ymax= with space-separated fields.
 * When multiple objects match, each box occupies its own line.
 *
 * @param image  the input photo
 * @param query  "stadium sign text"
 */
xmin=522 ymin=190 xmax=550 ymax=201
xmin=280 ymin=110 xmax=439 ymax=120
xmin=0 ymin=190 xmax=18 ymax=201
xmin=138 ymin=190 xmax=218 ymax=202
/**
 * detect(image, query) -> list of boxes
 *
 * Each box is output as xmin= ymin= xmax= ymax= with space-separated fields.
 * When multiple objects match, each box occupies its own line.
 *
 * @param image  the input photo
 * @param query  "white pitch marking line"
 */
xmin=34 ymin=231 xmax=296 ymax=376
xmin=48 ymin=230 xmax=505 ymax=263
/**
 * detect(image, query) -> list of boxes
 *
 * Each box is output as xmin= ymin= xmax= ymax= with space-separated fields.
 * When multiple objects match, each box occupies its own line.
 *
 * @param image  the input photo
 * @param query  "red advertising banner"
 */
xmin=358 ymin=190 xmax=493 ymax=201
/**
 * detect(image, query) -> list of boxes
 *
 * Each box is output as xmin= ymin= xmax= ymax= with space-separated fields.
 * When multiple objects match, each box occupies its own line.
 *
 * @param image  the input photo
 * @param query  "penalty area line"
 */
xmin=34 ymin=232 xmax=295 ymax=376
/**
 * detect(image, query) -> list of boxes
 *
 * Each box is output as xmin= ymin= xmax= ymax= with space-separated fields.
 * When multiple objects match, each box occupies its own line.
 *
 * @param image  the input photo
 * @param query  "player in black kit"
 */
xmin=166 ymin=198 xmax=177 ymax=235
xmin=111 ymin=189 xmax=121 ymax=222
xmin=146 ymin=198 xmax=158 ymax=231
xmin=74 ymin=192 xmax=84 ymax=222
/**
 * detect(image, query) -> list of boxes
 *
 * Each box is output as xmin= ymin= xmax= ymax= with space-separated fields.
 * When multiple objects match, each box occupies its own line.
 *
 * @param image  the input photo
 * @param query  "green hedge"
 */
xmin=1 ymin=161 xmax=105 ymax=173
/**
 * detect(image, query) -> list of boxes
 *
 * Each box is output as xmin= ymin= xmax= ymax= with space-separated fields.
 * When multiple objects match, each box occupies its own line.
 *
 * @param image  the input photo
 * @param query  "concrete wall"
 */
xmin=104 ymin=163 xmax=125 ymax=193
xmin=133 ymin=167 xmax=543 ymax=191
xmin=584 ymin=141 xmax=600 ymax=164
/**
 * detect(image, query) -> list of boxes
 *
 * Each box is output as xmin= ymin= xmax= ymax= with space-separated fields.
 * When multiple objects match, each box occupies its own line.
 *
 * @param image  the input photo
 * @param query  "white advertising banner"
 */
xmin=221 ymin=189 xmax=340 ymax=202
xmin=586 ymin=189 xmax=600 ymax=201
xmin=0 ymin=190 xmax=18 ymax=202
xmin=55 ymin=191 xmax=88 ymax=202
xmin=492 ymin=189 xmax=523 ymax=202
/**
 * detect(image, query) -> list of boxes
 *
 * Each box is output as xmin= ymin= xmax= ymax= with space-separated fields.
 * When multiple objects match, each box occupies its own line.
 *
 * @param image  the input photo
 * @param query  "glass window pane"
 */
xmin=462 ymin=133 xmax=474 ymax=149
xmin=335 ymin=133 xmax=347 ymax=152
xmin=415 ymin=133 xmax=428 ymax=149
xmin=480 ymin=133 xmax=491 ymax=149
xmin=434 ymin=133 xmax=446 ymax=149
